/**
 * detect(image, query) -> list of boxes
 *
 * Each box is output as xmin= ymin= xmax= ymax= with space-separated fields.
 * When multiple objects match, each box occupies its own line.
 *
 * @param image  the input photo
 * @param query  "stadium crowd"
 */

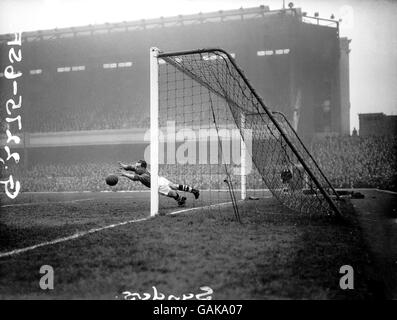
xmin=310 ymin=135 xmax=397 ymax=190
xmin=25 ymin=107 xmax=150 ymax=132
xmin=2 ymin=135 xmax=396 ymax=193
xmin=3 ymin=163 xmax=265 ymax=193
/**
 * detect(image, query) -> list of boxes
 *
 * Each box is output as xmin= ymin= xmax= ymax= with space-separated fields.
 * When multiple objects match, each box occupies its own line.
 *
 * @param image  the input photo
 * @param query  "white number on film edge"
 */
xmin=2 ymin=32 xmax=22 ymax=199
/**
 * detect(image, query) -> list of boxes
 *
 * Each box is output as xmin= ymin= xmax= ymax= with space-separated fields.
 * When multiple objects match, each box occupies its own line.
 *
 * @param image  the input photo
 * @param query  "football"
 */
xmin=105 ymin=174 xmax=118 ymax=186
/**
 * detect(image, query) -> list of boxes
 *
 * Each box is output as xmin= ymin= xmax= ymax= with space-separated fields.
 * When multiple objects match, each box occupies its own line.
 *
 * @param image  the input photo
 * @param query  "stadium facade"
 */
xmin=0 ymin=5 xmax=351 ymax=166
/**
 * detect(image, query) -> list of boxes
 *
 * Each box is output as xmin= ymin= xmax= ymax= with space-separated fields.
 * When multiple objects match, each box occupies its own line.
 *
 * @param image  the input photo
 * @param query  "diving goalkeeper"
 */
xmin=118 ymin=160 xmax=200 ymax=206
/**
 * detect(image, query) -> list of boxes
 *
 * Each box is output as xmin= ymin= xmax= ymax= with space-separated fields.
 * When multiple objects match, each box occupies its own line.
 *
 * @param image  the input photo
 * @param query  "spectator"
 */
xmin=2 ymin=136 xmax=396 ymax=193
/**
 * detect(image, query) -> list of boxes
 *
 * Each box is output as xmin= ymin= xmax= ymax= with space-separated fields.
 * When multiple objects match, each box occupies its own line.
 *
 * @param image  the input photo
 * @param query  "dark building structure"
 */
xmin=0 ymin=5 xmax=351 ymax=172
xmin=339 ymin=37 xmax=351 ymax=136
xmin=359 ymin=113 xmax=397 ymax=136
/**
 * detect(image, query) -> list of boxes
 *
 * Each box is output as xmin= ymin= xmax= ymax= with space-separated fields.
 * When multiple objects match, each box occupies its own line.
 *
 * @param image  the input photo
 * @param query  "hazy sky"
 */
xmin=1 ymin=0 xmax=396 ymax=132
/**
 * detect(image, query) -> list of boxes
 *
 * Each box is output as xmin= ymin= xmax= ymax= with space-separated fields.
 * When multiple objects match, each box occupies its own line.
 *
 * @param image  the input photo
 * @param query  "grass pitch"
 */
xmin=0 ymin=191 xmax=379 ymax=299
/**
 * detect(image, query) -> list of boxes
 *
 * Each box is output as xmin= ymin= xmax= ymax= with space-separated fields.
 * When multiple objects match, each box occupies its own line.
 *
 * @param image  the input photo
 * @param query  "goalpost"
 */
xmin=150 ymin=47 xmax=341 ymax=219
xmin=150 ymin=47 xmax=160 ymax=217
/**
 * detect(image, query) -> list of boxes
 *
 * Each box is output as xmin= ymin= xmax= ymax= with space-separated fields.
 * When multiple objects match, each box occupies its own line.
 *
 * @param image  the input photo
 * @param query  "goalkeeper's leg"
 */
xmin=169 ymin=182 xmax=200 ymax=199
xmin=159 ymin=176 xmax=186 ymax=206
xmin=166 ymin=190 xmax=186 ymax=207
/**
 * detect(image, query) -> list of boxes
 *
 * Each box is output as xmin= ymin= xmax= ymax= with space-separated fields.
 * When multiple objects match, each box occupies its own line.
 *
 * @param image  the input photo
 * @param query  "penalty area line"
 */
xmin=0 ymin=201 xmax=233 ymax=259
xmin=0 ymin=197 xmax=263 ymax=259
xmin=0 ymin=216 xmax=151 ymax=259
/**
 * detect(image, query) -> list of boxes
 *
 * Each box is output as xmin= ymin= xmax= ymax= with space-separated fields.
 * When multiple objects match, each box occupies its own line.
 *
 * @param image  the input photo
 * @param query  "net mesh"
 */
xmin=157 ymin=49 xmax=340 ymax=217
xmin=272 ymin=111 xmax=340 ymax=200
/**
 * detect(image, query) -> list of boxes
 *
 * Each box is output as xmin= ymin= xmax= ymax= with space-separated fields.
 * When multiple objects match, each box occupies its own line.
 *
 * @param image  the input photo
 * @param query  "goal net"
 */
xmin=150 ymin=47 xmax=341 ymax=219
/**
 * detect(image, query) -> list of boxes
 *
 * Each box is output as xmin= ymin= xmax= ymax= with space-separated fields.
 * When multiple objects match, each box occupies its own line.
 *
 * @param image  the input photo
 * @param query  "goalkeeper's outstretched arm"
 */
xmin=119 ymin=171 xmax=139 ymax=181
xmin=118 ymin=162 xmax=136 ymax=171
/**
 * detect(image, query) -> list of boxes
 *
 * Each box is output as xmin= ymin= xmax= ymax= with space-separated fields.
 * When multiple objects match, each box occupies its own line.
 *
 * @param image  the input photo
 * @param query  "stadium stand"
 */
xmin=3 ymin=135 xmax=396 ymax=192
xmin=25 ymin=105 xmax=150 ymax=132
xmin=310 ymin=135 xmax=397 ymax=190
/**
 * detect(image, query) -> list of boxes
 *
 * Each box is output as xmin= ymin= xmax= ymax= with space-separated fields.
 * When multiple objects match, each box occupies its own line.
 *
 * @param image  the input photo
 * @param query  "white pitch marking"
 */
xmin=0 ymin=201 xmax=234 ymax=259
xmin=15 ymin=188 xmax=270 ymax=194
xmin=376 ymin=189 xmax=397 ymax=195
xmin=166 ymin=195 xmax=273 ymax=216
xmin=0 ymin=216 xmax=152 ymax=259
xmin=167 ymin=201 xmax=235 ymax=215
xmin=1 ymin=198 xmax=96 ymax=208
xmin=0 ymin=195 xmax=270 ymax=258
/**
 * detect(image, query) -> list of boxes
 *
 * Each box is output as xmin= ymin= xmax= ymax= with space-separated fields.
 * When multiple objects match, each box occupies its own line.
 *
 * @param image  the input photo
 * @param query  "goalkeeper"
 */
xmin=118 ymin=160 xmax=200 ymax=206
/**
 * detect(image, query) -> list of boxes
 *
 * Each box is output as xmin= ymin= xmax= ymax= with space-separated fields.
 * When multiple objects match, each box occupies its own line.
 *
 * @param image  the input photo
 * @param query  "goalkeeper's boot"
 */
xmin=178 ymin=196 xmax=187 ymax=207
xmin=192 ymin=189 xmax=200 ymax=200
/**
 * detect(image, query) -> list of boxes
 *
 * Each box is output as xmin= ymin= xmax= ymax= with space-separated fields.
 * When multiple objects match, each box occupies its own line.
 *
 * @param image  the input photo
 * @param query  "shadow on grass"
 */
xmin=288 ymin=199 xmax=387 ymax=300
xmin=0 ymin=196 xmax=388 ymax=299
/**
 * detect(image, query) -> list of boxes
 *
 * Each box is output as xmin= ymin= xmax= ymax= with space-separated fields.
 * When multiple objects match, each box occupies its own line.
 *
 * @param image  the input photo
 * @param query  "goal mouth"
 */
xmin=150 ymin=47 xmax=341 ymax=218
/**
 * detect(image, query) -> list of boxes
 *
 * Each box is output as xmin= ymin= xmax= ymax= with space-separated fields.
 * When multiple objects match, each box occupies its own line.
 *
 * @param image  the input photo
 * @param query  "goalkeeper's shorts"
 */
xmin=158 ymin=176 xmax=172 ymax=196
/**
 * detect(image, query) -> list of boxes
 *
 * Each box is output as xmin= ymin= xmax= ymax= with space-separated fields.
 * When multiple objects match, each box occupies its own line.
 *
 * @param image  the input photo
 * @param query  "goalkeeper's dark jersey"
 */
xmin=129 ymin=166 xmax=151 ymax=188
xmin=134 ymin=171 xmax=151 ymax=188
